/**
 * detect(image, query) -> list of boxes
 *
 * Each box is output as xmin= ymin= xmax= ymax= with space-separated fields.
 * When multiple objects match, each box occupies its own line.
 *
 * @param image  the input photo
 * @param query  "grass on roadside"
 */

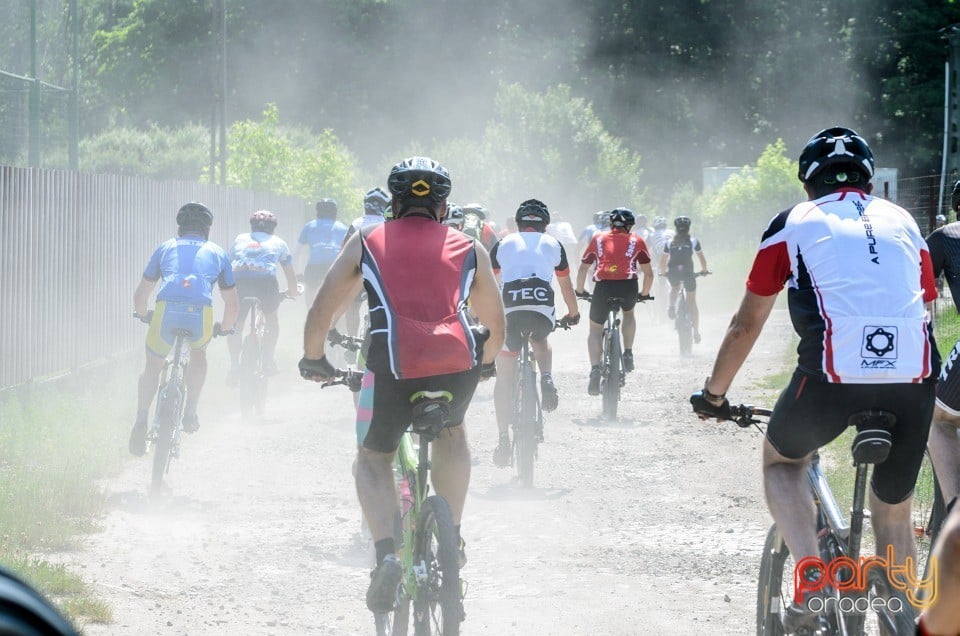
xmin=0 ymin=365 xmax=133 ymax=626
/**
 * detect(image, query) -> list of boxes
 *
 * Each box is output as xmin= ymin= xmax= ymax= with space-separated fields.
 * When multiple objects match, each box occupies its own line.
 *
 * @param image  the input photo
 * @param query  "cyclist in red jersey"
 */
xmin=574 ymin=208 xmax=654 ymax=395
xmin=299 ymin=157 xmax=505 ymax=614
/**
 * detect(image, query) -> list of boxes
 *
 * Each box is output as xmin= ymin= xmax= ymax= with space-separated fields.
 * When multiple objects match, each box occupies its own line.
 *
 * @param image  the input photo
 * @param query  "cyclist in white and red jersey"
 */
xmin=489 ymin=199 xmax=580 ymax=466
xmin=299 ymin=157 xmax=505 ymax=615
xmin=691 ymin=127 xmax=940 ymax=632
xmin=575 ymin=208 xmax=654 ymax=395
xmin=228 ymin=210 xmax=299 ymax=379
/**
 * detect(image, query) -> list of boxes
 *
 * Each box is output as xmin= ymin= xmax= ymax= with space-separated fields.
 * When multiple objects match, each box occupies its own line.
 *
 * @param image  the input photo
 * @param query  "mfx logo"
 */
xmin=861 ymin=360 xmax=897 ymax=369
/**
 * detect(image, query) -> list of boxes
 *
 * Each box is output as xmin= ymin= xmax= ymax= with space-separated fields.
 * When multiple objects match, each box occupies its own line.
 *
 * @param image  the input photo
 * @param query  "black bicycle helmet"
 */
xmin=443 ymin=204 xmax=465 ymax=229
xmin=515 ymin=199 xmax=550 ymax=228
xmin=176 ymin=202 xmax=213 ymax=228
xmin=387 ymin=157 xmax=451 ymax=217
xmin=364 ymin=187 xmax=392 ymax=216
xmin=250 ymin=210 xmax=277 ymax=233
xmin=797 ymin=127 xmax=874 ymax=184
xmin=315 ymin=198 xmax=338 ymax=218
xmin=461 ymin=203 xmax=487 ymax=220
xmin=674 ymin=216 xmax=691 ymax=232
xmin=609 ymin=207 xmax=635 ymax=229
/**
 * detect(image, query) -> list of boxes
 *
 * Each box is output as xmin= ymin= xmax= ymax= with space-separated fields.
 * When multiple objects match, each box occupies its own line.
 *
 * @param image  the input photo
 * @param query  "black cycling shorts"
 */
xmin=236 ymin=276 xmax=282 ymax=319
xmin=589 ymin=279 xmax=638 ymax=324
xmin=667 ymin=269 xmax=697 ymax=292
xmin=936 ymin=340 xmax=960 ymax=415
xmin=503 ymin=311 xmax=553 ymax=354
xmin=766 ymin=369 xmax=935 ymax=504
xmin=360 ymin=366 xmax=482 ymax=454
xmin=302 ymin=262 xmax=332 ymax=288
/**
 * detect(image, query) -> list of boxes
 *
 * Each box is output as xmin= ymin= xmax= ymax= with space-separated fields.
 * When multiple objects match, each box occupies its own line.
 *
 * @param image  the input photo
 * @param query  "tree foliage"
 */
xmin=703 ymin=140 xmax=805 ymax=244
xmin=225 ymin=104 xmax=361 ymax=219
xmin=79 ymin=124 xmax=207 ymax=179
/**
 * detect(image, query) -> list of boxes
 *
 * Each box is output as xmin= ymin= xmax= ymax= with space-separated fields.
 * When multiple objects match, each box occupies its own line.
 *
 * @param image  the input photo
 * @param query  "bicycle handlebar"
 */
xmin=727 ymin=404 xmax=772 ymax=428
xmin=574 ymin=293 xmax=654 ymax=302
xmin=328 ymin=328 xmax=365 ymax=352
xmin=321 ymin=368 xmax=364 ymax=392
xmin=134 ymin=310 xmax=232 ymax=337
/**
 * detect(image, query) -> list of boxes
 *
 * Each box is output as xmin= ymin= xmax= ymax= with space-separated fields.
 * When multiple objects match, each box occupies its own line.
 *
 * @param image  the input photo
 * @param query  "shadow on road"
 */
xmin=473 ymin=482 xmax=570 ymax=501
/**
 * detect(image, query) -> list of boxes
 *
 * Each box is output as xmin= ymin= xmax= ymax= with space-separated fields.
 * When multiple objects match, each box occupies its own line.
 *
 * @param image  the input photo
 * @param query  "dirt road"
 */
xmin=62 ymin=306 xmax=793 ymax=635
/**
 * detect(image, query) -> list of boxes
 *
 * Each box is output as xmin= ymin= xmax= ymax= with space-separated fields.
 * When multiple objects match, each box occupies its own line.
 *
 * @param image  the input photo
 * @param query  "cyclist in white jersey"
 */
xmin=691 ymin=127 xmax=939 ymax=632
xmin=489 ymin=199 xmax=579 ymax=466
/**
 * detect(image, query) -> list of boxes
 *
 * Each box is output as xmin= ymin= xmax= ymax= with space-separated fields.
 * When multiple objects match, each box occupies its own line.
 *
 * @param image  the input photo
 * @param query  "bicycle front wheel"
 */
xmin=756 ymin=525 xmax=791 ymax=636
xmin=601 ymin=329 xmax=621 ymax=420
xmin=412 ymin=496 xmax=462 ymax=636
xmin=151 ymin=417 xmax=174 ymax=493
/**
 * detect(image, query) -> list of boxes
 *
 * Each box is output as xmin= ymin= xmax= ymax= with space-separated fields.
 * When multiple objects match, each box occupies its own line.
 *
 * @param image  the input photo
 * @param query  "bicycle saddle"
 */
xmin=848 ymin=410 xmax=896 ymax=465
xmin=409 ymin=391 xmax=453 ymax=438
xmin=606 ymin=296 xmax=624 ymax=309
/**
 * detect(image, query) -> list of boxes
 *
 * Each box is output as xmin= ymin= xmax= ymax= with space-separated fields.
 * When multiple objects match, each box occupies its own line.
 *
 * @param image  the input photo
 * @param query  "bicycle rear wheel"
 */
xmin=676 ymin=295 xmax=692 ymax=357
xmin=514 ymin=361 xmax=538 ymax=488
xmin=412 ymin=496 xmax=462 ymax=636
xmin=601 ymin=328 xmax=621 ymax=420
xmin=239 ymin=333 xmax=266 ymax=417
xmin=756 ymin=525 xmax=791 ymax=636
xmin=913 ymin=449 xmax=945 ymax=589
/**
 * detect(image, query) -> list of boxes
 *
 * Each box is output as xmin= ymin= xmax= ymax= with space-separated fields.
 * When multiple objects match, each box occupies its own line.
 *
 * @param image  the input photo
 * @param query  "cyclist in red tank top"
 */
xmin=575 ymin=208 xmax=653 ymax=395
xmin=299 ymin=157 xmax=505 ymax=613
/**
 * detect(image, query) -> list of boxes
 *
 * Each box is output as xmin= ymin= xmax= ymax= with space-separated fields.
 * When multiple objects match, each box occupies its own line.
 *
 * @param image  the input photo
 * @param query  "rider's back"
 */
xmin=147 ymin=237 xmax=231 ymax=306
xmin=360 ymin=217 xmax=479 ymax=380
xmin=749 ymin=188 xmax=937 ymax=384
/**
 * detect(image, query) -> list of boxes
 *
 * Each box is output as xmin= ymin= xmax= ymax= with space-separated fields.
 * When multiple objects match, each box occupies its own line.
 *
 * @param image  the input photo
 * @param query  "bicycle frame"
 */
xmin=150 ymin=330 xmax=190 ymax=489
xmin=600 ymin=302 xmax=624 ymax=420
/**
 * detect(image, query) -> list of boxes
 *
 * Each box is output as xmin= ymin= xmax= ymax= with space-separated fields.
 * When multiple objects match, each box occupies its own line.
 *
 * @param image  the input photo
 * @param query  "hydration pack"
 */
xmin=462 ymin=211 xmax=485 ymax=242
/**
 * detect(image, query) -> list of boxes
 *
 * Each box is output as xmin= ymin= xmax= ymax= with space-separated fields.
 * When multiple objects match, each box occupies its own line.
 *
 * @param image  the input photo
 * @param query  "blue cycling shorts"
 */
xmin=146 ymin=301 xmax=213 ymax=357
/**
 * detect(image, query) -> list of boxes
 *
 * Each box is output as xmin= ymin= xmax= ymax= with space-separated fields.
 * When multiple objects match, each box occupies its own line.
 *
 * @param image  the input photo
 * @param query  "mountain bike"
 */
xmin=324 ymin=370 xmax=464 ymax=636
xmin=707 ymin=404 xmax=919 ymax=636
xmin=135 ymin=312 xmax=230 ymax=492
xmin=672 ymin=270 xmax=710 ymax=357
xmin=235 ymin=287 xmax=300 ymax=418
xmin=510 ymin=317 xmax=574 ymax=488
xmin=578 ymin=293 xmax=652 ymax=420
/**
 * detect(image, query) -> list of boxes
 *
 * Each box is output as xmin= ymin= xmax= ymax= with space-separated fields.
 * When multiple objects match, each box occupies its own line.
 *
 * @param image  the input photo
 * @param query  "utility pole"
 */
xmin=218 ymin=0 xmax=226 ymax=185
xmin=69 ymin=0 xmax=79 ymax=170
xmin=942 ymin=24 xmax=960 ymax=211
xmin=28 ymin=0 xmax=39 ymax=167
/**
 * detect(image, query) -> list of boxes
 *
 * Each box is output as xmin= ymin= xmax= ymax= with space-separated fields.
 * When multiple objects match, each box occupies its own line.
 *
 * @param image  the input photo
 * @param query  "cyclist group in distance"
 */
xmin=125 ymin=129 xmax=960 ymax=634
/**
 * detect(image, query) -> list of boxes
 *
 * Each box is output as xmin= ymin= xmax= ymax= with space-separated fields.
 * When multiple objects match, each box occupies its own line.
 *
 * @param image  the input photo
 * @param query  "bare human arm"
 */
xmin=556 ymin=273 xmax=579 ymax=318
xmin=294 ymin=243 xmax=309 ymax=277
xmin=133 ymin=277 xmax=157 ymax=318
xmin=703 ymin=289 xmax=778 ymax=399
xmin=697 ymin=249 xmax=709 ymax=274
xmin=638 ymin=262 xmax=654 ymax=297
xmin=282 ymin=263 xmax=300 ymax=298
xmin=303 ymin=232 xmax=363 ymax=364
xmin=575 ymin=261 xmax=593 ymax=293
xmin=219 ymin=285 xmax=239 ymax=332
xmin=469 ymin=246 xmax=506 ymax=365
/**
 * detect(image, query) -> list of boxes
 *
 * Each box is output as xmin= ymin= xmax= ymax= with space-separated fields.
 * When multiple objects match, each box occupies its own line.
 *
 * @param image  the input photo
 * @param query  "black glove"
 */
xmin=637 ymin=294 xmax=654 ymax=303
xmin=690 ymin=391 xmax=732 ymax=421
xmin=212 ymin=322 xmax=235 ymax=337
xmin=134 ymin=310 xmax=154 ymax=324
xmin=480 ymin=361 xmax=497 ymax=379
xmin=575 ymin=290 xmax=591 ymax=300
xmin=299 ymin=355 xmax=336 ymax=380
xmin=562 ymin=313 xmax=580 ymax=327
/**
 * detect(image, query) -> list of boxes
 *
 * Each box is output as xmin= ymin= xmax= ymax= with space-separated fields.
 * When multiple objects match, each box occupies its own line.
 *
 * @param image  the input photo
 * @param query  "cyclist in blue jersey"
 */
xmin=228 ymin=210 xmax=299 ymax=379
xmin=130 ymin=203 xmax=238 ymax=456
xmin=296 ymin=198 xmax=347 ymax=306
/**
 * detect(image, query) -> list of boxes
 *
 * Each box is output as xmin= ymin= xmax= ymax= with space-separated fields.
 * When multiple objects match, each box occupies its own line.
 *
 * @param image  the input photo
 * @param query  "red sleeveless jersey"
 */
xmin=360 ymin=216 xmax=480 ymax=379
xmin=581 ymin=228 xmax=651 ymax=281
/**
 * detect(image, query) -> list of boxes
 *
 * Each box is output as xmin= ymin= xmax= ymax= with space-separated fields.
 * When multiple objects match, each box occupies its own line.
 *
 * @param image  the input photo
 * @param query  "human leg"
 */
xmin=431 ymin=423 xmax=471 ymax=525
xmin=928 ymin=409 xmax=960 ymax=504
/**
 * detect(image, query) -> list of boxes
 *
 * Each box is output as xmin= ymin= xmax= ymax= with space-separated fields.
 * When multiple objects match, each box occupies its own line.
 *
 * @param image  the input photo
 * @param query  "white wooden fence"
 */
xmin=0 ymin=166 xmax=307 ymax=391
